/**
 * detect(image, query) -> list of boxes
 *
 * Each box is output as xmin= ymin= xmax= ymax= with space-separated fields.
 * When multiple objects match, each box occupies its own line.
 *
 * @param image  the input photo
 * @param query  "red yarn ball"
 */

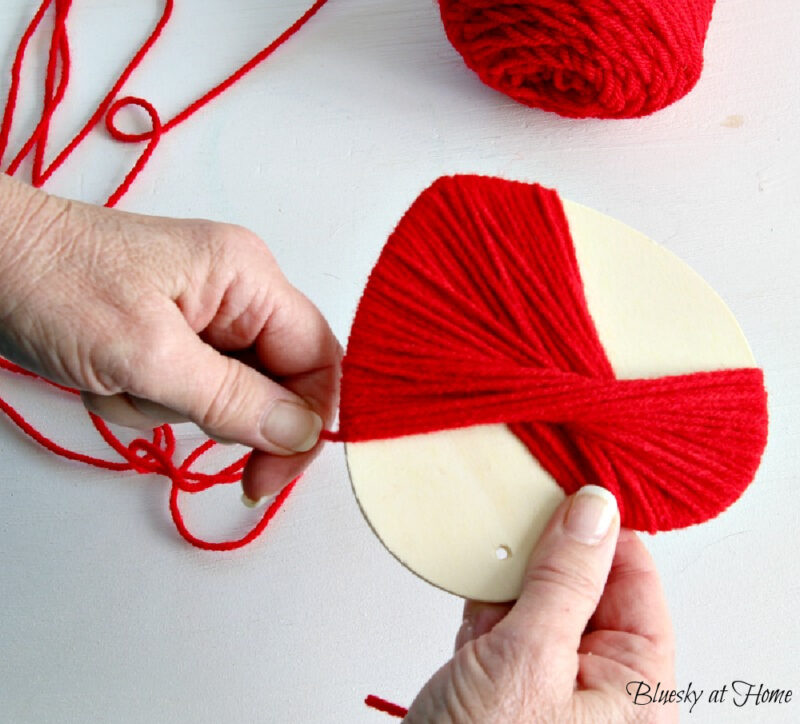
xmin=438 ymin=0 xmax=716 ymax=118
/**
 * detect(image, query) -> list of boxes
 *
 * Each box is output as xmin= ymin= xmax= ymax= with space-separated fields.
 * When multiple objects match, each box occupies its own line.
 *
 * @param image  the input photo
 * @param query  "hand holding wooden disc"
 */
xmin=335 ymin=176 xmax=767 ymax=602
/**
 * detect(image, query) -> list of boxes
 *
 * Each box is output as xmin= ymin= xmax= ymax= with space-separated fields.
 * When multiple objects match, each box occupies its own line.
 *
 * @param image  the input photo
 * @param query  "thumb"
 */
xmin=132 ymin=319 xmax=323 ymax=455
xmin=501 ymin=485 xmax=620 ymax=675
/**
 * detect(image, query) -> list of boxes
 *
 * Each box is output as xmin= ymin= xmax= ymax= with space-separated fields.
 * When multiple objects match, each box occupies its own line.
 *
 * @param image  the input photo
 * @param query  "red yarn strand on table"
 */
xmin=0 ymin=0 xmax=330 ymax=551
xmin=364 ymin=695 xmax=409 ymax=718
xmin=330 ymin=176 xmax=768 ymax=533
xmin=438 ymin=0 xmax=717 ymax=118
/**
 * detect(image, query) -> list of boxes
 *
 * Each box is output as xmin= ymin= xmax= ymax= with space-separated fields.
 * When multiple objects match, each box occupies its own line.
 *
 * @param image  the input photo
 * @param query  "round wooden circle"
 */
xmin=345 ymin=200 xmax=756 ymax=602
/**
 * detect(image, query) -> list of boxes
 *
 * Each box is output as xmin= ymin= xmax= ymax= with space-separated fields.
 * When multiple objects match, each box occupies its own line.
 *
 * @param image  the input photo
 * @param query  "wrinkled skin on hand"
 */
xmin=406 ymin=492 xmax=676 ymax=724
xmin=0 ymin=174 xmax=340 ymax=501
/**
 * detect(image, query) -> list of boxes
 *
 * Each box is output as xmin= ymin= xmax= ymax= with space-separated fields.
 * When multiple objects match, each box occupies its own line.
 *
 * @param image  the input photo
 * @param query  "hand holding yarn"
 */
xmin=0 ymin=174 xmax=340 ymax=502
xmin=404 ymin=487 xmax=677 ymax=723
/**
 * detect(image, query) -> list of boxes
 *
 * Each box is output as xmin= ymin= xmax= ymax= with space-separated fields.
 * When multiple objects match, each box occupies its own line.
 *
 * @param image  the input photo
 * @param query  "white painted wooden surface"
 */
xmin=1 ymin=1 xmax=798 ymax=722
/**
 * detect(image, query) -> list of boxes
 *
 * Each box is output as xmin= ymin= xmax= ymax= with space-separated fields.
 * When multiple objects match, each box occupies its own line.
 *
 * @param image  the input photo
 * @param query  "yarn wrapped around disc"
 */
xmin=335 ymin=176 xmax=768 ymax=532
xmin=438 ymin=0 xmax=717 ymax=118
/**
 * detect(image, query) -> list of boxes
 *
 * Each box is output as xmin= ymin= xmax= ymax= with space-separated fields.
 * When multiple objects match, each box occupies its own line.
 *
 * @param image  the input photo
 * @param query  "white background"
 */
xmin=1 ymin=1 xmax=798 ymax=722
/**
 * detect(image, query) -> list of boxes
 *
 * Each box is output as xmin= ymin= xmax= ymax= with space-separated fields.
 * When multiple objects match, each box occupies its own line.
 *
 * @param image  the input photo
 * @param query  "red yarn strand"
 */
xmin=0 ymin=0 xmax=330 ymax=550
xmin=0 ymin=394 xmax=131 ymax=471
xmin=364 ymin=695 xmax=408 ymax=718
xmin=0 ymin=0 xmax=50 ymax=163
xmin=160 ymin=0 xmax=330 ymax=137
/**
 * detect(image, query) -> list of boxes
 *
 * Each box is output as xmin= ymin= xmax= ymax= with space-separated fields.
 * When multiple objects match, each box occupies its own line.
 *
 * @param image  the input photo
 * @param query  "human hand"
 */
xmin=0 ymin=174 xmax=340 ymax=501
xmin=406 ymin=486 xmax=676 ymax=723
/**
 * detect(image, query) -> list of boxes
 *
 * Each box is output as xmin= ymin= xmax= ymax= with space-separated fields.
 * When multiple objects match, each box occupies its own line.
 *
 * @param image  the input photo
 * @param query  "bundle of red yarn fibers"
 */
xmin=438 ymin=0 xmax=717 ymax=118
xmin=331 ymin=175 xmax=768 ymax=532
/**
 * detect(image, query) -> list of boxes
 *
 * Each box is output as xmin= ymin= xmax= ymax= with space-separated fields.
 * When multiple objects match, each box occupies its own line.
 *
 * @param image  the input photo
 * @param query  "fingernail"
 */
xmin=260 ymin=400 xmax=322 ymax=453
xmin=241 ymin=492 xmax=276 ymax=509
xmin=563 ymin=485 xmax=618 ymax=545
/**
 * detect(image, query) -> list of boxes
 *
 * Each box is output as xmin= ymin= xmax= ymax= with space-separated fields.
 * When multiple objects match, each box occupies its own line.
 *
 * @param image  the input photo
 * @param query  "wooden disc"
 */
xmin=345 ymin=200 xmax=756 ymax=602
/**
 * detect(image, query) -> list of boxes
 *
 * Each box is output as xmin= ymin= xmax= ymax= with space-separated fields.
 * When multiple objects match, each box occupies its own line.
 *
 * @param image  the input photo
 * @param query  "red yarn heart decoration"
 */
xmin=330 ymin=176 xmax=768 ymax=532
xmin=438 ymin=0 xmax=717 ymax=118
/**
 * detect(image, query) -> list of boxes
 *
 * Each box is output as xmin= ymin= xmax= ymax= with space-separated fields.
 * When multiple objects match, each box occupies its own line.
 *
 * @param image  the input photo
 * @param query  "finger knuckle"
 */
xmin=452 ymin=636 xmax=528 ymax=721
xmin=83 ymin=331 xmax=140 ymax=394
xmin=466 ymin=634 xmax=515 ymax=687
xmin=99 ymin=316 xmax=177 ymax=396
xmin=133 ymin=318 xmax=176 ymax=370
xmin=216 ymin=222 xmax=272 ymax=259
xmin=527 ymin=557 xmax=603 ymax=607
xmin=459 ymin=631 xmax=572 ymax=722
xmin=198 ymin=359 xmax=249 ymax=431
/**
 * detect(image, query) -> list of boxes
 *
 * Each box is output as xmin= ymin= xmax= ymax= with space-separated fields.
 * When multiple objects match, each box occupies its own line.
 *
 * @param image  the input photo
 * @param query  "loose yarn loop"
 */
xmin=333 ymin=175 xmax=768 ymax=532
xmin=0 ymin=358 xmax=299 ymax=551
xmin=0 ymin=0 xmax=330 ymax=550
xmin=438 ymin=0 xmax=716 ymax=118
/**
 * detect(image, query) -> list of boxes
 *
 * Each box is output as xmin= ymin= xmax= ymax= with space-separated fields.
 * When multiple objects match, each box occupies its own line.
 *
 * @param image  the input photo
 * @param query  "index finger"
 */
xmin=586 ymin=529 xmax=673 ymax=650
xmin=254 ymin=281 xmax=342 ymax=416
xmin=242 ymin=282 xmax=341 ymax=500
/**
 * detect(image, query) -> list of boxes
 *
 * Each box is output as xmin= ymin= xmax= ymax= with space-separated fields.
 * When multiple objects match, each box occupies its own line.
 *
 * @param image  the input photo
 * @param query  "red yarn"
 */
xmin=438 ymin=0 xmax=716 ymax=118
xmin=364 ymin=695 xmax=408 ymax=718
xmin=330 ymin=175 xmax=768 ymax=532
xmin=1 ymin=7 xmax=759 ymax=716
xmin=0 ymin=0 xmax=330 ymax=550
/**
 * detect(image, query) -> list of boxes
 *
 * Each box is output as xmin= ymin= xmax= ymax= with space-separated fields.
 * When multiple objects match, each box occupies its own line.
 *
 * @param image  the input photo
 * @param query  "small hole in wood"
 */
xmin=495 ymin=545 xmax=511 ymax=561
